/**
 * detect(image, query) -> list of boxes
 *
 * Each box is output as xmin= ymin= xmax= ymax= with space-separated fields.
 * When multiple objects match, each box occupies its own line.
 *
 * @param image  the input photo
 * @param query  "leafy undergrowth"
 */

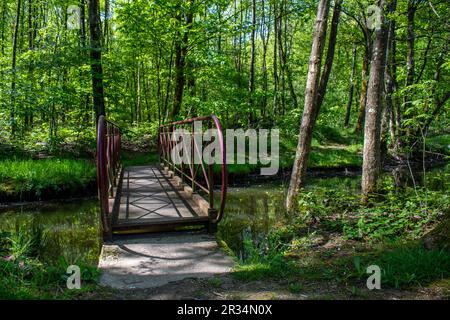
xmin=288 ymin=242 xmax=450 ymax=290
xmin=229 ymin=178 xmax=450 ymax=291
xmin=0 ymin=125 xmax=96 ymax=160
xmin=0 ymin=158 xmax=96 ymax=202
xmin=0 ymin=229 xmax=99 ymax=299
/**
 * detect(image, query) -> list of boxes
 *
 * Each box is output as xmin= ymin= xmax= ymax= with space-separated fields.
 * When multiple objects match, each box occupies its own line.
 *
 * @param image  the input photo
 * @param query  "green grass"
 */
xmin=342 ymin=243 xmax=450 ymax=289
xmin=121 ymin=150 xmax=159 ymax=167
xmin=0 ymin=158 xmax=96 ymax=202
xmin=372 ymin=245 xmax=450 ymax=288
xmin=225 ymin=131 xmax=448 ymax=176
xmin=0 ymin=229 xmax=99 ymax=299
xmin=308 ymin=144 xmax=362 ymax=168
xmin=427 ymin=134 xmax=450 ymax=157
xmin=231 ymin=228 xmax=293 ymax=281
xmin=232 ymin=237 xmax=450 ymax=290
xmin=223 ymin=126 xmax=364 ymax=177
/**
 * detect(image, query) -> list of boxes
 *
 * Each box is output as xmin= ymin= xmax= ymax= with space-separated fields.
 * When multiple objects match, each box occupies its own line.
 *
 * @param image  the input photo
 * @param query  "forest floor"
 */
xmin=83 ymin=231 xmax=450 ymax=300
xmin=89 ymin=275 xmax=450 ymax=300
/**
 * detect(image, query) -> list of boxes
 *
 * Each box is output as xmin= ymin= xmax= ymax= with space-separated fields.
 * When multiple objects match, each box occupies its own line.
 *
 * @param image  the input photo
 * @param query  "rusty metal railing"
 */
xmin=97 ymin=115 xmax=121 ymax=238
xmin=158 ymin=115 xmax=227 ymax=224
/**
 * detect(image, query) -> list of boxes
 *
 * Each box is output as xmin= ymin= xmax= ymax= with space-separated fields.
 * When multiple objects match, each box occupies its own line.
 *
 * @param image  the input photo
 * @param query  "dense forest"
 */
xmin=0 ymin=0 xmax=449 ymax=300
xmin=0 ymin=0 xmax=448 ymax=188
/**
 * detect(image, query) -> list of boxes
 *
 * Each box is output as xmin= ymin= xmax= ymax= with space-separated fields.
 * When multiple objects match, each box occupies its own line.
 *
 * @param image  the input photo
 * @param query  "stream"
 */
xmin=0 ymin=163 xmax=448 ymax=265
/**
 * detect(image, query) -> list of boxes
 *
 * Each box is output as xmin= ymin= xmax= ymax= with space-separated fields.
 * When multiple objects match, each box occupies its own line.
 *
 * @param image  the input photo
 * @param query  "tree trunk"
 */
xmin=136 ymin=61 xmax=141 ymax=123
xmin=272 ymin=1 xmax=279 ymax=116
xmin=355 ymin=37 xmax=371 ymax=133
xmin=88 ymin=0 xmax=105 ymax=121
xmin=345 ymin=44 xmax=357 ymax=127
xmin=10 ymin=0 xmax=22 ymax=136
xmin=0 ymin=0 xmax=7 ymax=55
xmin=260 ymin=0 xmax=270 ymax=120
xmin=79 ymin=0 xmax=90 ymax=124
xmin=402 ymin=0 xmax=416 ymax=139
xmin=104 ymin=0 xmax=110 ymax=50
xmin=286 ymin=0 xmax=330 ymax=213
xmin=155 ymin=50 xmax=162 ymax=125
xmin=163 ymin=39 xmax=175 ymax=121
xmin=277 ymin=9 xmax=286 ymax=115
xmin=361 ymin=0 xmax=390 ymax=199
xmin=248 ymin=0 xmax=256 ymax=125
xmin=405 ymin=0 xmax=416 ymax=90
xmin=385 ymin=0 xmax=400 ymax=154
xmin=80 ymin=0 xmax=87 ymax=49
xmin=314 ymin=0 xmax=342 ymax=119
xmin=170 ymin=0 xmax=194 ymax=120
xmin=277 ymin=1 xmax=298 ymax=111
xmin=26 ymin=0 xmax=34 ymax=129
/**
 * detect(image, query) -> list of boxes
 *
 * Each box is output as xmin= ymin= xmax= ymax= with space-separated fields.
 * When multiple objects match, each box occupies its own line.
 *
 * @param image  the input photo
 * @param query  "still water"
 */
xmin=0 ymin=164 xmax=448 ymax=264
xmin=0 ymin=200 xmax=101 ymax=264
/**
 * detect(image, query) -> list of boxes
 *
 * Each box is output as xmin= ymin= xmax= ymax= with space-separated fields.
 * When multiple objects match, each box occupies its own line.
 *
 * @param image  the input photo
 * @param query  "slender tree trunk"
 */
xmin=248 ymin=0 xmax=256 ymax=125
xmin=355 ymin=37 xmax=371 ymax=133
xmin=217 ymin=4 xmax=222 ymax=53
xmin=405 ymin=0 xmax=416 ymax=90
xmin=277 ymin=5 xmax=298 ymax=111
xmin=104 ymin=0 xmax=109 ymax=50
xmin=26 ymin=0 xmax=34 ymax=129
xmin=385 ymin=0 xmax=400 ymax=155
xmin=277 ymin=10 xmax=286 ymax=115
xmin=28 ymin=0 xmax=33 ymax=50
xmin=0 ymin=0 xmax=7 ymax=55
xmin=141 ymin=64 xmax=151 ymax=122
xmin=88 ymin=0 xmax=105 ymax=121
xmin=272 ymin=3 xmax=279 ymax=116
xmin=345 ymin=44 xmax=357 ymax=127
xmin=170 ymin=0 xmax=194 ymax=120
xmin=19 ymin=0 xmax=24 ymax=53
xmin=136 ymin=61 xmax=141 ymax=123
xmin=80 ymin=0 xmax=87 ymax=49
xmin=361 ymin=0 xmax=390 ymax=199
xmin=260 ymin=0 xmax=270 ymax=120
xmin=402 ymin=0 xmax=417 ymax=139
xmin=155 ymin=50 xmax=162 ymax=125
xmin=286 ymin=0 xmax=330 ymax=213
xmin=163 ymin=40 xmax=175 ymax=121
xmin=420 ymin=33 xmax=450 ymax=135
xmin=79 ymin=0 xmax=90 ymax=124
xmin=10 ymin=0 xmax=22 ymax=136
xmin=314 ymin=0 xmax=342 ymax=119
xmin=171 ymin=38 xmax=184 ymax=119
xmin=380 ymin=97 xmax=389 ymax=165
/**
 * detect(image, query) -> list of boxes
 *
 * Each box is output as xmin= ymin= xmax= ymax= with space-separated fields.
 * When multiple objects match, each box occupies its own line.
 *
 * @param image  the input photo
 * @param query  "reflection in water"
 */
xmin=0 ymin=164 xmax=448 ymax=264
xmin=217 ymin=184 xmax=287 ymax=260
xmin=0 ymin=200 xmax=101 ymax=265
xmin=218 ymin=164 xmax=449 ymax=258
xmin=217 ymin=175 xmax=361 ymax=258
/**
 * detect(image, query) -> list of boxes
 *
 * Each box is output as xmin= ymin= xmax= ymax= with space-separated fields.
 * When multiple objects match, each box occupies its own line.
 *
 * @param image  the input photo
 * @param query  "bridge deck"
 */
xmin=112 ymin=166 xmax=210 ymax=233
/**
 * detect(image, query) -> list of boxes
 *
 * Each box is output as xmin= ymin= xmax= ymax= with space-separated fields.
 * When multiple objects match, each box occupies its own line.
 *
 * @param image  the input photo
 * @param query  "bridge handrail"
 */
xmin=97 ymin=115 xmax=122 ymax=238
xmin=158 ymin=115 xmax=227 ymax=224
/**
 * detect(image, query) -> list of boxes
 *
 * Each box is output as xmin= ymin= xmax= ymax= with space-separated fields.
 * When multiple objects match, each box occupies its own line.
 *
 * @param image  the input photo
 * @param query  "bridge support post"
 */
xmin=207 ymin=208 xmax=218 ymax=233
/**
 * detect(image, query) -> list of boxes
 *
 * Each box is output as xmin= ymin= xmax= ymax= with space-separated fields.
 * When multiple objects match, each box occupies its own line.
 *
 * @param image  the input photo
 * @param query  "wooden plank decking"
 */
xmin=111 ymin=166 xmax=210 ymax=234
